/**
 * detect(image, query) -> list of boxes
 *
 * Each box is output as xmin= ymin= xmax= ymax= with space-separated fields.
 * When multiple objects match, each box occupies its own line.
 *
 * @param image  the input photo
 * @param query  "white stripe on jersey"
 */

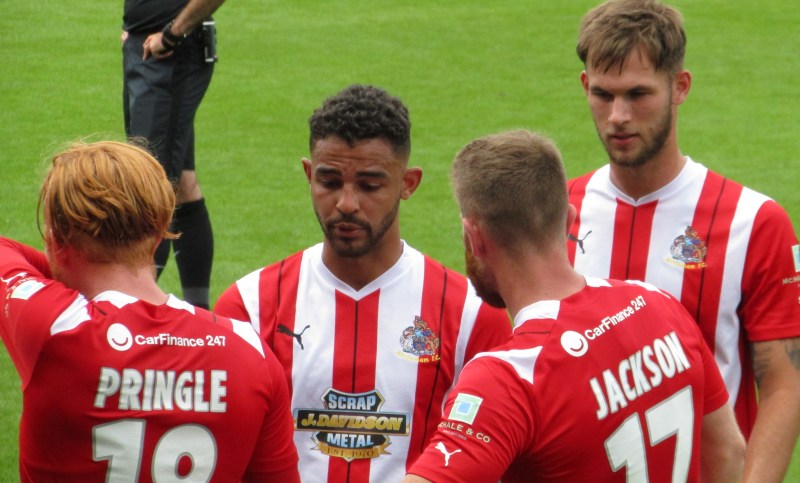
xmin=713 ymin=187 xmax=769 ymax=400
xmin=470 ymin=347 xmax=544 ymax=384
xmin=50 ymin=294 xmax=90 ymax=335
xmin=235 ymin=269 xmax=263 ymax=335
xmin=452 ymin=283 xmax=483 ymax=372
xmin=228 ymin=319 xmax=266 ymax=357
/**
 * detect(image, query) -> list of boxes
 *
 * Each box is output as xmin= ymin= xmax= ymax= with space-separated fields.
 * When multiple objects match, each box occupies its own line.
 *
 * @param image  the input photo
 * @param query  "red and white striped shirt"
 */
xmin=214 ymin=242 xmax=512 ymax=483
xmin=567 ymin=157 xmax=800 ymax=437
xmin=0 ymin=237 xmax=299 ymax=483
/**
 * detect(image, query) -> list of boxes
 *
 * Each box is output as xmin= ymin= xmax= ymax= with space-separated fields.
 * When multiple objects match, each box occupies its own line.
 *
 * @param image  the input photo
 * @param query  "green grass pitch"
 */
xmin=1 ymin=1 xmax=798 ymax=480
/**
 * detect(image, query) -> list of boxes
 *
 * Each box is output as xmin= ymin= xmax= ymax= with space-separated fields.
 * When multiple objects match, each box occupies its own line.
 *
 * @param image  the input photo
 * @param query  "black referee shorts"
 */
xmin=122 ymin=30 xmax=214 ymax=181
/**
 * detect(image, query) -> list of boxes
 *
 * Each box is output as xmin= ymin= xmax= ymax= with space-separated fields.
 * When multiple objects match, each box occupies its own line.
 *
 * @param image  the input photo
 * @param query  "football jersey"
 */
xmin=214 ymin=242 xmax=512 ymax=483
xmin=408 ymin=277 xmax=729 ymax=483
xmin=567 ymin=157 xmax=800 ymax=437
xmin=0 ymin=238 xmax=299 ymax=483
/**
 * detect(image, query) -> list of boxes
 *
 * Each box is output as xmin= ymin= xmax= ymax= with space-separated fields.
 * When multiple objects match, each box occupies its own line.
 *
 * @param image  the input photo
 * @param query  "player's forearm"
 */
xmin=0 ymin=237 xmax=51 ymax=278
xmin=744 ymin=338 xmax=800 ymax=483
xmin=700 ymin=404 xmax=745 ymax=483
xmin=170 ymin=0 xmax=226 ymax=36
xmin=402 ymin=475 xmax=433 ymax=483
xmin=743 ymin=387 xmax=800 ymax=482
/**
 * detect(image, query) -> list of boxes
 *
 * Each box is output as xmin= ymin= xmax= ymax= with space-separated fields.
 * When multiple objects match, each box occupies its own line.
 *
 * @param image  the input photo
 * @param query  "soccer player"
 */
xmin=0 ymin=141 xmax=299 ymax=482
xmin=214 ymin=84 xmax=512 ymax=482
xmin=566 ymin=1 xmax=800 ymax=480
xmin=404 ymin=129 xmax=745 ymax=482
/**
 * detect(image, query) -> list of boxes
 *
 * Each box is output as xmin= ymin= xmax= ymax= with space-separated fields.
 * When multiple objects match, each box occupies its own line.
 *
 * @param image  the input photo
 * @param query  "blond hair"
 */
xmin=452 ymin=130 xmax=567 ymax=252
xmin=577 ymin=0 xmax=686 ymax=74
xmin=39 ymin=140 xmax=177 ymax=266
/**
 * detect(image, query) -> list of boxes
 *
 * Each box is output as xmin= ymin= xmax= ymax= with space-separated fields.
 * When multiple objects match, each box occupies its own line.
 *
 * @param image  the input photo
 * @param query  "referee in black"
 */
xmin=122 ymin=0 xmax=225 ymax=309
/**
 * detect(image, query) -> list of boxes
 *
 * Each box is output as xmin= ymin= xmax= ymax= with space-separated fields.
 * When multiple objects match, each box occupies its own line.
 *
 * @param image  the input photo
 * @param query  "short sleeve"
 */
xmin=407 ymin=357 xmax=534 ymax=483
xmin=740 ymin=200 xmax=800 ymax=341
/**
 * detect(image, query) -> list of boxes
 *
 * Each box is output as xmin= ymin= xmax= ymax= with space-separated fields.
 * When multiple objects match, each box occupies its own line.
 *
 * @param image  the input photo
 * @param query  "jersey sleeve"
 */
xmin=243 ymin=347 xmax=300 ymax=482
xmin=740 ymin=200 xmax=800 ymax=341
xmin=407 ymin=357 xmax=533 ymax=483
xmin=462 ymin=303 xmax=512 ymax=361
xmin=214 ymin=281 xmax=250 ymax=321
xmin=0 ymin=237 xmax=81 ymax=387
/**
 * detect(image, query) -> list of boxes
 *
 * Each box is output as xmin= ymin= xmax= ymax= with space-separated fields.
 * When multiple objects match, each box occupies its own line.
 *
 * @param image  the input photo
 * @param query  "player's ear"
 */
xmin=401 ymin=166 xmax=422 ymax=200
xmin=302 ymin=158 xmax=312 ymax=183
xmin=580 ymin=71 xmax=590 ymax=96
xmin=462 ymin=217 xmax=487 ymax=258
xmin=566 ymin=204 xmax=578 ymax=237
xmin=45 ymin=230 xmax=71 ymax=267
xmin=673 ymin=70 xmax=691 ymax=105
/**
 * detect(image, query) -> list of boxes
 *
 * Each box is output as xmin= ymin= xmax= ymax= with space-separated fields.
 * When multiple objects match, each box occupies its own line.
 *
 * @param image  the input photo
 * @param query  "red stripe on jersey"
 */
xmin=628 ymin=201 xmax=657 ymax=281
xmin=566 ymin=173 xmax=593 ymax=264
xmin=679 ymin=173 xmax=742 ymax=351
xmin=259 ymin=253 xmax=303 ymax=394
xmin=328 ymin=290 xmax=380 ymax=483
xmin=406 ymin=259 xmax=468 ymax=469
xmin=610 ymin=199 xmax=657 ymax=280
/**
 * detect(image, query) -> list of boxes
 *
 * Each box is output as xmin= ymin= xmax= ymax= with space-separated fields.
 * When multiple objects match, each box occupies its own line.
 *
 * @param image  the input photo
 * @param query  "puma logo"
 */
xmin=277 ymin=324 xmax=310 ymax=350
xmin=568 ymin=230 xmax=592 ymax=254
xmin=435 ymin=442 xmax=462 ymax=467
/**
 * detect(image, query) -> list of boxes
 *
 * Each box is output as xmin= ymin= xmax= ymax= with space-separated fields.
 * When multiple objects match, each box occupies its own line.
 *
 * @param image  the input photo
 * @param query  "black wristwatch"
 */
xmin=161 ymin=20 xmax=185 ymax=50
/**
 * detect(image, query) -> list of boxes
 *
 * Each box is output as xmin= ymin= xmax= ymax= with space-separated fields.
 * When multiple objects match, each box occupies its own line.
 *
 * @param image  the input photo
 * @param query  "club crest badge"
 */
xmin=397 ymin=316 xmax=441 ymax=363
xmin=667 ymin=226 xmax=707 ymax=269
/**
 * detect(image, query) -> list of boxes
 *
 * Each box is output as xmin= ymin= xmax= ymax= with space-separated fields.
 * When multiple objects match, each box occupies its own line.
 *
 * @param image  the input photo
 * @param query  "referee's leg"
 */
xmin=169 ymin=36 xmax=214 ymax=309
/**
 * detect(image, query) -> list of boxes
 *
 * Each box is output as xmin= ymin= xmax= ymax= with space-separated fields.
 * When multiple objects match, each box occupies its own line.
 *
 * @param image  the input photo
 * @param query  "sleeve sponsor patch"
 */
xmin=447 ymin=393 xmax=483 ymax=424
xmin=10 ymin=279 xmax=45 ymax=300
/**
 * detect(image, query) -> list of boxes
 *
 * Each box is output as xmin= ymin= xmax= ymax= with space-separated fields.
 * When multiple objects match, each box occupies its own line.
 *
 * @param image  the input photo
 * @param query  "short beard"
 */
xmin=465 ymin=248 xmax=505 ymax=309
xmin=604 ymin=102 xmax=672 ymax=168
xmin=318 ymin=201 xmax=399 ymax=258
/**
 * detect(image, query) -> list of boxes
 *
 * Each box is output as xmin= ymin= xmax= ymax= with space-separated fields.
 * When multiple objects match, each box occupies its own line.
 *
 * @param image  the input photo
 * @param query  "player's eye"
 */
xmin=319 ymin=178 xmax=342 ymax=189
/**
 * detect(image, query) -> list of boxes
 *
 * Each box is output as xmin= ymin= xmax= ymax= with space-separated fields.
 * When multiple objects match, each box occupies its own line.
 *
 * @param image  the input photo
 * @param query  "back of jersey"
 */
xmin=17 ymin=291 xmax=296 ymax=482
xmin=512 ymin=278 xmax=727 ymax=482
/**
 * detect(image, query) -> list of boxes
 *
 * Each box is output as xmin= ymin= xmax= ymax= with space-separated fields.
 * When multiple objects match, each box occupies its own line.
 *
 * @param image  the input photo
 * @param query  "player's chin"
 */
xmin=330 ymin=239 xmax=371 ymax=258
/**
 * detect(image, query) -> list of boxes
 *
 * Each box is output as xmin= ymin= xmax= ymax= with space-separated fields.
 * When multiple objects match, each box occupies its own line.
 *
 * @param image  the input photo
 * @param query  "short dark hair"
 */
xmin=308 ymin=84 xmax=411 ymax=159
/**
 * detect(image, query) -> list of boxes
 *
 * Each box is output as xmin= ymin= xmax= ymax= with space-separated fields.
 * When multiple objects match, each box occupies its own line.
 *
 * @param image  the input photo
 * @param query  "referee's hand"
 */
xmin=142 ymin=33 xmax=173 ymax=61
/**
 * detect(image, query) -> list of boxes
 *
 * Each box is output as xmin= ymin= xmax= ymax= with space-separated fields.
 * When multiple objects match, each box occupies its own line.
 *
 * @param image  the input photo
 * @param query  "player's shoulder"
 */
xmin=242 ymin=249 xmax=306 ymax=280
xmin=412 ymin=245 xmax=467 ymax=282
xmin=205 ymin=312 xmax=267 ymax=358
xmin=566 ymin=166 xmax=604 ymax=192
xmin=466 ymin=334 xmax=546 ymax=386
xmin=703 ymin=164 xmax=778 ymax=208
xmin=589 ymin=278 xmax=685 ymax=312
xmin=566 ymin=167 xmax=600 ymax=185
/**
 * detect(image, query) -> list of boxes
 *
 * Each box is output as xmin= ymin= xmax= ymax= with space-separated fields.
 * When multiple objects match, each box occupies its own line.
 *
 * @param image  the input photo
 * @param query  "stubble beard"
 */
xmin=601 ymin=103 xmax=673 ymax=169
xmin=318 ymin=201 xmax=400 ymax=259
xmin=465 ymin=249 xmax=506 ymax=309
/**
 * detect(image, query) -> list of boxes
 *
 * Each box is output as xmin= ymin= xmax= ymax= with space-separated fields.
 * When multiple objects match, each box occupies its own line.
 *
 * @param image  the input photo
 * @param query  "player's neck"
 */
xmin=322 ymin=236 xmax=405 ymax=292
xmin=609 ymin=147 xmax=686 ymax=201
xmin=68 ymin=260 xmax=169 ymax=305
xmin=499 ymin=249 xmax=586 ymax=318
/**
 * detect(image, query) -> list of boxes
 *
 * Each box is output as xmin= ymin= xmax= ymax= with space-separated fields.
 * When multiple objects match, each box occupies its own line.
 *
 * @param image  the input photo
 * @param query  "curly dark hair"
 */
xmin=308 ymin=84 xmax=411 ymax=159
